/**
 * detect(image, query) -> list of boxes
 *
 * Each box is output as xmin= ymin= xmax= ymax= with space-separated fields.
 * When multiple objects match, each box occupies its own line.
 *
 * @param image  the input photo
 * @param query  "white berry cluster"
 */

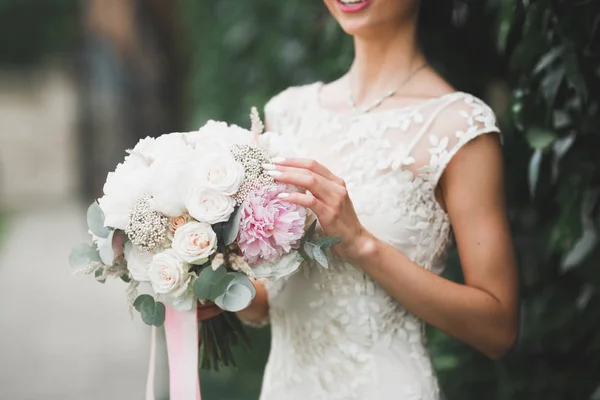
xmin=229 ymin=144 xmax=274 ymax=205
xmin=124 ymin=193 xmax=169 ymax=252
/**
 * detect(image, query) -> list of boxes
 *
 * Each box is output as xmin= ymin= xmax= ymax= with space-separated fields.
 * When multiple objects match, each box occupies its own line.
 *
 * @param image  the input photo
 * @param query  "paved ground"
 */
xmin=0 ymin=202 xmax=168 ymax=400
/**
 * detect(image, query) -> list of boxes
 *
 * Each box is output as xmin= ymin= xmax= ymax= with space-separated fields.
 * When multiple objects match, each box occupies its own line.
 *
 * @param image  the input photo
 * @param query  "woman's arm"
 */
xmin=347 ymin=135 xmax=518 ymax=359
xmin=265 ymin=134 xmax=518 ymax=359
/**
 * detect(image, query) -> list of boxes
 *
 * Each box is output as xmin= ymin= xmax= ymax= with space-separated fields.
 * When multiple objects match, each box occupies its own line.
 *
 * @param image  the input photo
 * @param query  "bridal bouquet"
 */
xmin=69 ymin=108 xmax=337 ymax=380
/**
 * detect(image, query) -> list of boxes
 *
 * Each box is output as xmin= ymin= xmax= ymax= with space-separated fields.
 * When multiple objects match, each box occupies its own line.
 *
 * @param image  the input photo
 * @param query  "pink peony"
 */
xmin=238 ymin=184 xmax=306 ymax=264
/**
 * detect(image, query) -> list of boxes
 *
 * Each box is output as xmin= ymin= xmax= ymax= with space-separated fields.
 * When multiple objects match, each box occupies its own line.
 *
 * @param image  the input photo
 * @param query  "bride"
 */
xmin=201 ymin=0 xmax=518 ymax=399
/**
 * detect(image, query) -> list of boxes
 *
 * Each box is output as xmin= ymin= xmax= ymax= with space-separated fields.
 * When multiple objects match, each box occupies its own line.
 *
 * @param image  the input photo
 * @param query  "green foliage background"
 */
xmin=3 ymin=0 xmax=598 ymax=398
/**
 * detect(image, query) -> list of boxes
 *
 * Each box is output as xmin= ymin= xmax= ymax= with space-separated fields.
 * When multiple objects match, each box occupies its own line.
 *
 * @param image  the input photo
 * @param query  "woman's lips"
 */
xmin=336 ymin=0 xmax=372 ymax=13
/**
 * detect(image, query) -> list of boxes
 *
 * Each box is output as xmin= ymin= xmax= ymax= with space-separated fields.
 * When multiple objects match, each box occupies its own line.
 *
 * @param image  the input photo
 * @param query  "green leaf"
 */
xmin=210 ymin=273 xmax=237 ymax=301
xmin=94 ymin=268 xmax=106 ymax=284
xmin=193 ymin=265 xmax=227 ymax=300
xmin=301 ymin=220 xmax=317 ymax=244
xmin=304 ymin=242 xmax=328 ymax=268
xmin=214 ymin=284 xmax=253 ymax=312
xmin=533 ymin=46 xmax=564 ymax=75
xmin=152 ymin=302 xmax=166 ymax=327
xmin=134 ymin=294 xmax=154 ymax=311
xmin=99 ymin=230 xmax=116 ymax=266
xmin=528 ymin=149 xmax=543 ymax=198
xmin=312 ymin=246 xmax=329 ymax=269
xmin=314 ymin=236 xmax=341 ymax=249
xmin=133 ymin=295 xmax=165 ymax=326
xmin=563 ymin=43 xmax=588 ymax=99
xmin=230 ymin=273 xmax=256 ymax=299
xmin=497 ymin=0 xmax=517 ymax=53
xmin=69 ymin=242 xmax=101 ymax=270
xmin=87 ymin=202 xmax=110 ymax=238
xmin=222 ymin=206 xmax=243 ymax=246
xmin=303 ymin=242 xmax=316 ymax=260
xmin=526 ymin=128 xmax=557 ymax=150
xmin=120 ymin=274 xmax=131 ymax=283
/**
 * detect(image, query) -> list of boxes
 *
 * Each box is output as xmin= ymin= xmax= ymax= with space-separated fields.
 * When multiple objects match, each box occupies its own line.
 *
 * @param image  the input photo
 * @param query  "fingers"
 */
xmin=271 ymin=157 xmax=345 ymax=186
xmin=277 ymin=192 xmax=332 ymax=222
xmin=266 ymin=169 xmax=336 ymax=201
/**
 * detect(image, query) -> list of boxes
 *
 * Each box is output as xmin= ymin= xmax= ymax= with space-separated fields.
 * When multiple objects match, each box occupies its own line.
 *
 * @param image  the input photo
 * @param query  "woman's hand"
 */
xmin=263 ymin=158 xmax=373 ymax=260
xmin=197 ymin=301 xmax=223 ymax=321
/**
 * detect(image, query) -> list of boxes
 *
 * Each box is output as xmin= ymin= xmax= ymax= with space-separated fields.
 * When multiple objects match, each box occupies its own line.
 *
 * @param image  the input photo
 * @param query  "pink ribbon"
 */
xmin=146 ymin=302 xmax=201 ymax=400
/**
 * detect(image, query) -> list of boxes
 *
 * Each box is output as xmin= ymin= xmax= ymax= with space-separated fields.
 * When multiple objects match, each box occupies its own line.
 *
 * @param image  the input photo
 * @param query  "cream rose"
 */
xmin=147 ymin=249 xmax=194 ymax=311
xmin=185 ymin=186 xmax=236 ymax=224
xmin=167 ymin=214 xmax=192 ymax=240
xmin=191 ymin=152 xmax=244 ymax=196
xmin=171 ymin=221 xmax=217 ymax=265
xmin=123 ymin=242 xmax=153 ymax=281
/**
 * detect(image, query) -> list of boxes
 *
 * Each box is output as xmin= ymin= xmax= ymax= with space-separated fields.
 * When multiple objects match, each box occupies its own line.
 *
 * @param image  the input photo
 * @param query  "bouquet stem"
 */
xmin=199 ymin=312 xmax=250 ymax=371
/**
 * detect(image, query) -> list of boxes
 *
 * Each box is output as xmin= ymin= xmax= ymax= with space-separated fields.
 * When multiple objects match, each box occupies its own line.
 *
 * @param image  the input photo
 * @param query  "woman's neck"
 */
xmin=348 ymin=23 xmax=426 ymax=105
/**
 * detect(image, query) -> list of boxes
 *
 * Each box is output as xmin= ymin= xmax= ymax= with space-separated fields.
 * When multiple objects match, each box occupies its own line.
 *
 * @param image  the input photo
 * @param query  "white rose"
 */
xmin=148 ymin=249 xmax=194 ymax=311
xmin=128 ymin=133 xmax=193 ymax=166
xmin=251 ymin=251 xmax=303 ymax=281
xmin=147 ymin=158 xmax=191 ymax=217
xmin=185 ymin=186 xmax=236 ymax=224
xmin=123 ymin=241 xmax=153 ymax=281
xmin=258 ymin=130 xmax=300 ymax=159
xmin=171 ymin=221 xmax=218 ymax=265
xmin=98 ymin=154 xmax=151 ymax=230
xmin=191 ymin=152 xmax=244 ymax=195
xmin=185 ymin=120 xmax=257 ymax=150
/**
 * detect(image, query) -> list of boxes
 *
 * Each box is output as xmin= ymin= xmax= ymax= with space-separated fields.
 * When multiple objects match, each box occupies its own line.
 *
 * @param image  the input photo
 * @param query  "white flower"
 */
xmin=148 ymin=249 xmax=194 ymax=311
xmin=98 ymin=154 xmax=151 ymax=230
xmin=258 ymin=130 xmax=300 ymax=159
xmin=128 ymin=133 xmax=192 ymax=166
xmin=251 ymin=251 xmax=303 ymax=281
xmin=123 ymin=241 xmax=153 ymax=281
xmin=147 ymin=158 xmax=191 ymax=217
xmin=191 ymin=152 xmax=245 ymax=196
xmin=185 ymin=120 xmax=257 ymax=150
xmin=171 ymin=221 xmax=217 ymax=265
xmin=185 ymin=186 xmax=236 ymax=224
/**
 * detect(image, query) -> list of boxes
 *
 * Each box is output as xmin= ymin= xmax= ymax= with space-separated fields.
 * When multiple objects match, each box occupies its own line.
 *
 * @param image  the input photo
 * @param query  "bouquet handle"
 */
xmin=146 ymin=303 xmax=201 ymax=400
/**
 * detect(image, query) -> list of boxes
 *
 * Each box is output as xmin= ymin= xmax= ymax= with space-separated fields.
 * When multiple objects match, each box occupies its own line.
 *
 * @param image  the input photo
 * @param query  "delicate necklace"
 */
xmin=346 ymin=63 xmax=428 ymax=114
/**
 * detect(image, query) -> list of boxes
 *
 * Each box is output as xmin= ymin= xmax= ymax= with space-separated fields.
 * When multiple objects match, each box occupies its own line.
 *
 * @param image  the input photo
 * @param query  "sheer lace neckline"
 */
xmin=313 ymin=81 xmax=464 ymax=117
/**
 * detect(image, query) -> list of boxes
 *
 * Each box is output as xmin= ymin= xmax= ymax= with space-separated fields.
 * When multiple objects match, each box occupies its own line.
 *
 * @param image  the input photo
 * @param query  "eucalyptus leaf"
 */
xmin=214 ymin=284 xmax=253 ymax=312
xmin=134 ymin=294 xmax=155 ymax=312
xmin=152 ymin=302 xmax=166 ymax=327
xmin=87 ymin=202 xmax=110 ymax=238
xmin=120 ymin=274 xmax=132 ymax=283
xmin=230 ymin=273 xmax=257 ymax=299
xmin=209 ymin=273 xmax=237 ymax=301
xmin=69 ymin=243 xmax=101 ymax=270
xmin=314 ymin=236 xmax=341 ymax=249
xmin=312 ymin=247 xmax=329 ymax=269
xmin=99 ymin=230 xmax=116 ymax=266
xmin=193 ymin=265 xmax=227 ymax=300
xmin=301 ymin=220 xmax=318 ymax=244
xmin=303 ymin=242 xmax=317 ymax=260
xmin=222 ymin=206 xmax=243 ymax=246
xmin=133 ymin=295 xmax=165 ymax=326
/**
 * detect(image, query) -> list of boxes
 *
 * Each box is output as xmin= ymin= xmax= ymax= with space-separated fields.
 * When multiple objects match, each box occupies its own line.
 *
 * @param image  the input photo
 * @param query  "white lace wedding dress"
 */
xmin=254 ymin=82 xmax=500 ymax=400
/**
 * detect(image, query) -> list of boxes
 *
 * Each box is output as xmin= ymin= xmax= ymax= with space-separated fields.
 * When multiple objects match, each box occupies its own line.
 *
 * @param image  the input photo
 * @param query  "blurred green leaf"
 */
xmin=526 ymin=128 xmax=557 ymax=150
